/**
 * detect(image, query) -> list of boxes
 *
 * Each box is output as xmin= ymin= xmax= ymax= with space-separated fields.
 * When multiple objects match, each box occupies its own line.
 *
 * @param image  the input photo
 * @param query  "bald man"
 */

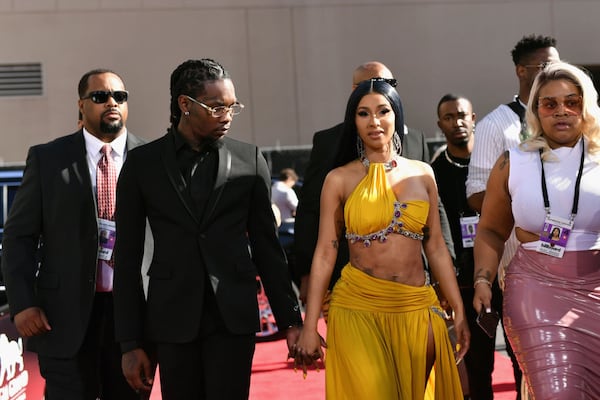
xmin=293 ymin=61 xmax=453 ymax=307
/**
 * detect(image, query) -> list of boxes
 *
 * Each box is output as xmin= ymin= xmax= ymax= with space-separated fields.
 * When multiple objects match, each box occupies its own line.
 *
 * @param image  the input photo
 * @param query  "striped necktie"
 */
xmin=96 ymin=144 xmax=117 ymax=291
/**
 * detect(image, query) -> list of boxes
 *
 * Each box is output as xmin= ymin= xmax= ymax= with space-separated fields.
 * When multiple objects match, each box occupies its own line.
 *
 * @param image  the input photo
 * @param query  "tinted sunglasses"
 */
xmin=81 ymin=90 xmax=129 ymax=104
xmin=537 ymin=95 xmax=583 ymax=117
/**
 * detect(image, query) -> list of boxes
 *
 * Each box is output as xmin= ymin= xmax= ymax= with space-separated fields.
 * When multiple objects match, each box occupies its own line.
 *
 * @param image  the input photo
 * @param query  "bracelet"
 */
xmin=473 ymin=277 xmax=492 ymax=289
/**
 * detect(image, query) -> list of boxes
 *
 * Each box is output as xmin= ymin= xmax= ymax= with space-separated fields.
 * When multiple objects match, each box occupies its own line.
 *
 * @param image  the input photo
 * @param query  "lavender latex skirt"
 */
xmin=503 ymin=247 xmax=600 ymax=399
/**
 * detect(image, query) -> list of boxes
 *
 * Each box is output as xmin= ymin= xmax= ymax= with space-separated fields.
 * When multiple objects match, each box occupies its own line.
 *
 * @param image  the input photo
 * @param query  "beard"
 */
xmin=451 ymin=133 xmax=471 ymax=147
xmin=100 ymin=119 xmax=123 ymax=134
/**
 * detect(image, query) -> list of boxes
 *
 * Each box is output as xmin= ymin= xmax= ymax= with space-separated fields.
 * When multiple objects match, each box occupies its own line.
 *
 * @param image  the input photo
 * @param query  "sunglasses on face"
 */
xmin=81 ymin=90 xmax=129 ymax=104
xmin=523 ymin=61 xmax=551 ymax=71
xmin=355 ymin=78 xmax=397 ymax=87
xmin=184 ymin=95 xmax=244 ymax=118
xmin=537 ymin=95 xmax=583 ymax=117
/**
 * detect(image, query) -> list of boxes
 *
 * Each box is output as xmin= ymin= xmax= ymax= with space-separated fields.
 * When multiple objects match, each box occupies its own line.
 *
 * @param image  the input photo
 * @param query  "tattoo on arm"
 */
xmin=331 ymin=240 xmax=339 ymax=249
xmin=474 ymin=268 xmax=492 ymax=281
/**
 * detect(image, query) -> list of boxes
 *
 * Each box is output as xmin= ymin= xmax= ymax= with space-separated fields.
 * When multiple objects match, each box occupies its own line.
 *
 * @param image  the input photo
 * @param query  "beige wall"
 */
xmin=1 ymin=0 xmax=599 ymax=163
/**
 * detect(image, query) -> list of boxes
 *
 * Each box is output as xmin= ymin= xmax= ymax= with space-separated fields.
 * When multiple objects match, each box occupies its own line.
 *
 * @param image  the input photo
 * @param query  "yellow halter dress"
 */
xmin=325 ymin=162 xmax=463 ymax=400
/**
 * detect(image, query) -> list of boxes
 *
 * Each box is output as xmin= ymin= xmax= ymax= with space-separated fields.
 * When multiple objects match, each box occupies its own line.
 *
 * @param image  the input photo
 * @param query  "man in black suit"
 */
xmin=293 ymin=61 xmax=454 ymax=306
xmin=112 ymin=59 xmax=302 ymax=400
xmin=1 ymin=69 xmax=144 ymax=399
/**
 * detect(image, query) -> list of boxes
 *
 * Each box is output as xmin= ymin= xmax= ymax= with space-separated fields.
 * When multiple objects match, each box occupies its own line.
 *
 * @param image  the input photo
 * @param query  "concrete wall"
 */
xmin=1 ymin=0 xmax=599 ymax=163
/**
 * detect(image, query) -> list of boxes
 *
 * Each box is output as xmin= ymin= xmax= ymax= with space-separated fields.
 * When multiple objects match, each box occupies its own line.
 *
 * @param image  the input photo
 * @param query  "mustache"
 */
xmin=102 ymin=108 xmax=122 ymax=118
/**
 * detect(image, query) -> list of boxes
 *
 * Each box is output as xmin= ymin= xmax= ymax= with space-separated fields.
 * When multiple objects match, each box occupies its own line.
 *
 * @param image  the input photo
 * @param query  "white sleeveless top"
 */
xmin=509 ymin=138 xmax=600 ymax=251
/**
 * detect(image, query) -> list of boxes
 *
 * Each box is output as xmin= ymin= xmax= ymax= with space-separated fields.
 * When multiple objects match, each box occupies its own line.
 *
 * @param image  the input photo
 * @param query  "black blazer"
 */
xmin=113 ymin=131 xmax=302 ymax=345
xmin=293 ymin=123 xmax=454 ymax=286
xmin=1 ymin=130 xmax=145 ymax=358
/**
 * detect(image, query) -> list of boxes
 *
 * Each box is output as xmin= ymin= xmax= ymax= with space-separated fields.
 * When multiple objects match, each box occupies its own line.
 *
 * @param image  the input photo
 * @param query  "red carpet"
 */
xmin=150 ymin=318 xmax=517 ymax=399
xmin=489 ymin=352 xmax=519 ymax=400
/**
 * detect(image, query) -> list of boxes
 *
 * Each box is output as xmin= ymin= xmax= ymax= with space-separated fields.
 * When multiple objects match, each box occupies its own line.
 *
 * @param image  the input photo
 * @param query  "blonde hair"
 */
xmin=521 ymin=61 xmax=600 ymax=160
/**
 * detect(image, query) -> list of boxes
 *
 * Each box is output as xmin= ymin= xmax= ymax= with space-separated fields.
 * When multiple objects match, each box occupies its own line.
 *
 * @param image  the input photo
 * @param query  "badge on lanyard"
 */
xmin=460 ymin=215 xmax=479 ymax=248
xmin=97 ymin=218 xmax=116 ymax=261
xmin=535 ymin=139 xmax=584 ymax=259
xmin=536 ymin=215 xmax=573 ymax=258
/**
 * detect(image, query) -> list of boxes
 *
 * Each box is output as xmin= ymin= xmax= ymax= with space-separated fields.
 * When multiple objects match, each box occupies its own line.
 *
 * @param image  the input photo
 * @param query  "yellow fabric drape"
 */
xmin=344 ymin=162 xmax=428 ymax=237
xmin=326 ymin=264 xmax=463 ymax=400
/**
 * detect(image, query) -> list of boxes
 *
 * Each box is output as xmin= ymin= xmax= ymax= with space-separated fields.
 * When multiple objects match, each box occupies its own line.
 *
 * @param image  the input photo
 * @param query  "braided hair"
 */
xmin=169 ymin=59 xmax=230 ymax=125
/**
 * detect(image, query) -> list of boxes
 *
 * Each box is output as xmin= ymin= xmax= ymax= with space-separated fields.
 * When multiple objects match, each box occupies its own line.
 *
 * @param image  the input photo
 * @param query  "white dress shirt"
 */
xmin=83 ymin=128 xmax=128 ymax=197
xmin=466 ymin=99 xmax=524 ymax=283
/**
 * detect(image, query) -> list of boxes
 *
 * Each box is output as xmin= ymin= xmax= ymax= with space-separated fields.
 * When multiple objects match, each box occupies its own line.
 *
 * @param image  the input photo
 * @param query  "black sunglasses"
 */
xmin=356 ymin=78 xmax=397 ymax=88
xmin=81 ymin=90 xmax=129 ymax=104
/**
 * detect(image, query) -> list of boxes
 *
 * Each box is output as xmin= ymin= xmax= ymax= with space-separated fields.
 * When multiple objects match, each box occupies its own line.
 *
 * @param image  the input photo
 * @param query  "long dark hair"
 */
xmin=169 ymin=58 xmax=230 ymax=126
xmin=334 ymin=79 xmax=404 ymax=168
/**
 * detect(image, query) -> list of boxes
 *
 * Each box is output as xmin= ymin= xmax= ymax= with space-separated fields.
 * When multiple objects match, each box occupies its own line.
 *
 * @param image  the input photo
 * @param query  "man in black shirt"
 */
xmin=113 ymin=59 xmax=302 ymax=399
xmin=431 ymin=94 xmax=503 ymax=400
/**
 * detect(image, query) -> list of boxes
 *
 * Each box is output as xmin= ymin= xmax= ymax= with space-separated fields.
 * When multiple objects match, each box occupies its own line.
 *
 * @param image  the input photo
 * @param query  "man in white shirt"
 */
xmin=271 ymin=168 xmax=299 ymax=222
xmin=466 ymin=34 xmax=560 ymax=400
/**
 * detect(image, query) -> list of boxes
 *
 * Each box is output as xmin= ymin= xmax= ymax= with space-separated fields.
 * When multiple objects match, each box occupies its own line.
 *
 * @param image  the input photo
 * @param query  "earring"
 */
xmin=184 ymin=111 xmax=190 ymax=116
xmin=392 ymin=132 xmax=402 ymax=155
xmin=356 ymin=136 xmax=366 ymax=160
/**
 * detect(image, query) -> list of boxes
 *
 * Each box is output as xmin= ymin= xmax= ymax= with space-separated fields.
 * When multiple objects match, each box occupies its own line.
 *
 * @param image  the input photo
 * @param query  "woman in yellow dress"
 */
xmin=293 ymin=79 xmax=470 ymax=399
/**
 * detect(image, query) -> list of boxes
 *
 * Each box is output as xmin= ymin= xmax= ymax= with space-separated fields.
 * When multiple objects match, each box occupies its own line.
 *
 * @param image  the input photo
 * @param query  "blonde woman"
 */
xmin=473 ymin=61 xmax=600 ymax=399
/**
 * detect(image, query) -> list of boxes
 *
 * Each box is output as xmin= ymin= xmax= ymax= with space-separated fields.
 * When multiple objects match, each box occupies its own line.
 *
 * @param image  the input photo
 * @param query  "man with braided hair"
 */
xmin=113 ymin=59 xmax=302 ymax=399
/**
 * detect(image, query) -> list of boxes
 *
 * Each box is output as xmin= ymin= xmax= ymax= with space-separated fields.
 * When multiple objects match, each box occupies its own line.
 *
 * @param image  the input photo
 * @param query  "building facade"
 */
xmin=0 ymin=0 xmax=598 ymax=163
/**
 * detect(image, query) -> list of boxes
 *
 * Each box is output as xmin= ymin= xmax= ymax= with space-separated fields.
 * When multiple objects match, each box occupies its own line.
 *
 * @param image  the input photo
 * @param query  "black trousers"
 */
xmin=156 ymin=289 xmax=256 ymax=400
xmin=462 ymin=286 xmax=496 ymax=400
xmin=38 ymin=292 xmax=140 ymax=400
xmin=462 ymin=280 xmax=522 ymax=400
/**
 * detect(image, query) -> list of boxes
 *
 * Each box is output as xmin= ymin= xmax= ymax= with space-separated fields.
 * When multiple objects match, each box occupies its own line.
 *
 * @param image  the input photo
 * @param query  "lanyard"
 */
xmin=539 ymin=138 xmax=585 ymax=221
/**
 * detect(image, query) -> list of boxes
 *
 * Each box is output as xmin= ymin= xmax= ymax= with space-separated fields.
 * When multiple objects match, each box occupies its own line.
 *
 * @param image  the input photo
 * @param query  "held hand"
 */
xmin=14 ymin=307 xmax=51 ymax=337
xmin=285 ymin=325 xmax=302 ymax=355
xmin=122 ymin=349 xmax=153 ymax=394
xmin=291 ymin=329 xmax=327 ymax=378
xmin=472 ymin=281 xmax=493 ymax=314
